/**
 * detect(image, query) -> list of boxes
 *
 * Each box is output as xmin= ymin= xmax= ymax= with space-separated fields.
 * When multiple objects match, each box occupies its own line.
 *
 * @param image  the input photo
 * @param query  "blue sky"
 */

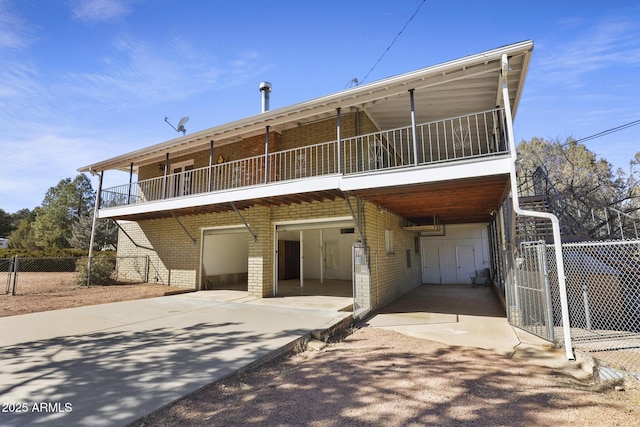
xmin=1 ymin=0 xmax=639 ymax=214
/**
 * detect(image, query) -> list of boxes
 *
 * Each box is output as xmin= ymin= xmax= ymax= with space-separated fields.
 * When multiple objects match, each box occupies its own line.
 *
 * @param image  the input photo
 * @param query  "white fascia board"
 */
xmin=339 ymin=157 xmax=512 ymax=192
xmin=98 ymin=174 xmax=343 ymax=219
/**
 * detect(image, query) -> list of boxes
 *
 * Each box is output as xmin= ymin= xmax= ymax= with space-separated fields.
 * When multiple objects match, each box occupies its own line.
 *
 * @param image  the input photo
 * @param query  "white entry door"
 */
xmin=421 ymin=245 xmax=441 ymax=284
xmin=170 ymin=160 xmax=194 ymax=197
xmin=455 ymin=245 xmax=476 ymax=284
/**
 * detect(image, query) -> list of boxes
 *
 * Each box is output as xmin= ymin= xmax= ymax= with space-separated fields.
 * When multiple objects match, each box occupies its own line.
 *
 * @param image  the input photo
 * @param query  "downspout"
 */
xmin=501 ymin=54 xmax=574 ymax=360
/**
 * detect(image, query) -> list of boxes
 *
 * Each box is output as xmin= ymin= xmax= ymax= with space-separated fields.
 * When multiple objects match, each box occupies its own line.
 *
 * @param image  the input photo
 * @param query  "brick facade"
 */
xmin=116 ymin=109 xmax=421 ymax=308
xmin=116 ymin=196 xmax=421 ymax=308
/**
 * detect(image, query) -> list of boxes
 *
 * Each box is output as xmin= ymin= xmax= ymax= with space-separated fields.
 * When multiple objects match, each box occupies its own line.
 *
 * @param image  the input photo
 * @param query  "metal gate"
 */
xmin=505 ymin=241 xmax=556 ymax=342
xmin=352 ymin=241 xmax=372 ymax=320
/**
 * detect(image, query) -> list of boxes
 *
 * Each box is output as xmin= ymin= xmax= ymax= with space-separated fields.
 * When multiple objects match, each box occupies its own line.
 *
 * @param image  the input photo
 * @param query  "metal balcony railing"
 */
xmin=100 ymin=108 xmax=509 ymax=208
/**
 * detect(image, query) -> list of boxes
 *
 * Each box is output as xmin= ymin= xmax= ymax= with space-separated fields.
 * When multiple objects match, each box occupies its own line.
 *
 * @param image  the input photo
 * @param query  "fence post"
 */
xmin=579 ymin=252 xmax=593 ymax=330
xmin=11 ymin=255 xmax=19 ymax=295
xmin=5 ymin=256 xmax=13 ymax=294
xmin=538 ymin=242 xmax=555 ymax=342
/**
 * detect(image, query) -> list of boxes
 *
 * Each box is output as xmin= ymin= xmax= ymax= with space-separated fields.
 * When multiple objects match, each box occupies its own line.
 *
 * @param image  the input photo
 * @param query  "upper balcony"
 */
xmin=100 ymin=108 xmax=511 ymax=216
xmin=81 ymin=41 xmax=533 ymax=225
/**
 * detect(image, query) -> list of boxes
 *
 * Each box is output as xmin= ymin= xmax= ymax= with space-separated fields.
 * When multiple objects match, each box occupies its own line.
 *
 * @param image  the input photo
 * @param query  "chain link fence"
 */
xmin=2 ymin=256 xmax=154 ymax=296
xmin=505 ymin=239 xmax=640 ymax=377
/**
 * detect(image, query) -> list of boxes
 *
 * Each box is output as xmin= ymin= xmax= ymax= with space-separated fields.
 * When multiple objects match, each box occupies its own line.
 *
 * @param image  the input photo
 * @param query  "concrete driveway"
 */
xmin=0 ymin=292 xmax=350 ymax=426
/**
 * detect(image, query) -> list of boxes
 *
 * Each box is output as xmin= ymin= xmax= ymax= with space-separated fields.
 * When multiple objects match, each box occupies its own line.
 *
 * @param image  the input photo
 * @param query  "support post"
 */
xmin=127 ymin=163 xmax=134 ymax=204
xmin=208 ymin=140 xmax=214 ymax=192
xmin=336 ymin=108 xmax=342 ymax=173
xmin=319 ymin=229 xmax=324 ymax=284
xmin=409 ymin=89 xmax=419 ymax=166
xmin=87 ymin=171 xmax=103 ymax=287
xmin=299 ymin=230 xmax=304 ymax=289
xmin=264 ymin=126 xmax=270 ymax=184
xmin=162 ymin=153 xmax=170 ymax=199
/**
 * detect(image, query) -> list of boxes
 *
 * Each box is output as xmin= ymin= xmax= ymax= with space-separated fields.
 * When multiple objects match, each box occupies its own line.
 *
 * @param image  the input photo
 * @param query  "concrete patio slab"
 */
xmin=0 ymin=293 xmax=351 ymax=427
xmin=363 ymin=284 xmax=590 ymax=379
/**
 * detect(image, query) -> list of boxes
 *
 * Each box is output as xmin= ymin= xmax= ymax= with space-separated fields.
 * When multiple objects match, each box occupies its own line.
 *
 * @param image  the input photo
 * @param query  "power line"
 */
xmin=359 ymin=0 xmax=427 ymax=85
xmin=575 ymin=119 xmax=640 ymax=144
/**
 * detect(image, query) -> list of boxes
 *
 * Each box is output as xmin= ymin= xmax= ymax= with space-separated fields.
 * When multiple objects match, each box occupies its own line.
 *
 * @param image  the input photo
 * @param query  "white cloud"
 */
xmin=0 ymin=1 xmax=32 ymax=50
xmin=535 ymin=14 xmax=640 ymax=87
xmin=69 ymin=0 xmax=131 ymax=23
xmin=62 ymin=35 xmax=269 ymax=109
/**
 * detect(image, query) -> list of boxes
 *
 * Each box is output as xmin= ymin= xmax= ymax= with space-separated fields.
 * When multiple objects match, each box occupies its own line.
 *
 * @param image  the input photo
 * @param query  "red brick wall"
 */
xmin=242 ymin=131 xmax=281 ymax=158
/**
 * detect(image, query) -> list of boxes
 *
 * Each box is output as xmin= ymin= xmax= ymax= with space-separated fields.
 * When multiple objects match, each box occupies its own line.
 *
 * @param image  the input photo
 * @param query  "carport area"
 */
xmin=0 ymin=292 xmax=351 ymax=427
xmin=365 ymin=284 xmax=565 ymax=359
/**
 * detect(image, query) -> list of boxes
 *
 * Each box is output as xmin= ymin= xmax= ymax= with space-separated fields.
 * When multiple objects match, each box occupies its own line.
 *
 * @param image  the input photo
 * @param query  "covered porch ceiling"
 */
xmin=78 ymin=41 xmax=533 ymax=174
xmin=106 ymin=174 xmax=510 ymax=225
xmin=349 ymin=174 xmax=511 ymax=225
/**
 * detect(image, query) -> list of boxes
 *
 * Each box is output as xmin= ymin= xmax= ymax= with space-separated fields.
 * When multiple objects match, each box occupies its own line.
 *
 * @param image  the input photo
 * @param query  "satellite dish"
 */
xmin=164 ymin=116 xmax=189 ymax=135
xmin=177 ymin=116 xmax=189 ymax=135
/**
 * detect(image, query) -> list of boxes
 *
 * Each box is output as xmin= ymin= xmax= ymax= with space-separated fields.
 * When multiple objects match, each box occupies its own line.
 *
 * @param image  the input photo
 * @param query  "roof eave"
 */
xmin=78 ymin=40 xmax=534 ymax=173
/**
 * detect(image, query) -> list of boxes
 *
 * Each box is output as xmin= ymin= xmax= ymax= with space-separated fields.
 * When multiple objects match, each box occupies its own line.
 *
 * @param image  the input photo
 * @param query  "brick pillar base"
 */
xmin=247 ymin=205 xmax=273 ymax=297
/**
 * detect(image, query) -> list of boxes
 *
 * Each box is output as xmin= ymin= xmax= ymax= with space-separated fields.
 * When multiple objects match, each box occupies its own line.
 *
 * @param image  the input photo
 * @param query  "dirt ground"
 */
xmin=0 ymin=283 xmax=172 ymax=317
xmin=134 ymin=327 xmax=640 ymax=427
xmin=3 ymin=287 xmax=639 ymax=426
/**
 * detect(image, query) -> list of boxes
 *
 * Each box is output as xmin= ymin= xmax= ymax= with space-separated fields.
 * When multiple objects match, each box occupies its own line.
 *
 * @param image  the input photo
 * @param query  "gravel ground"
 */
xmin=134 ymin=327 xmax=640 ymax=427
xmin=0 ymin=283 xmax=172 ymax=317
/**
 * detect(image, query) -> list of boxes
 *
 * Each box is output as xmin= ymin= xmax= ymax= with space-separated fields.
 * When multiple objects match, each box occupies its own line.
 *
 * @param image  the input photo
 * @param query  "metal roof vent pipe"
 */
xmin=259 ymin=81 xmax=272 ymax=113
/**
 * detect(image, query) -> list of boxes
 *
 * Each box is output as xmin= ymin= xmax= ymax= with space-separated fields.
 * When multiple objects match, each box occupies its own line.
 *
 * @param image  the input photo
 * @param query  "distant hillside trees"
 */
xmin=517 ymin=137 xmax=640 ymax=235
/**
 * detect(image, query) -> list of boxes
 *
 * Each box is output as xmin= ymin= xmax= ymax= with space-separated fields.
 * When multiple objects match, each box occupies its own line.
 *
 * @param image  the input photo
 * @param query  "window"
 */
xmin=385 ymin=229 xmax=394 ymax=255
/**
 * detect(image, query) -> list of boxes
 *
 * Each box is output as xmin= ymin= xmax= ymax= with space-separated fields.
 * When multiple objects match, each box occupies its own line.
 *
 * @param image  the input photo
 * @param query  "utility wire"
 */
xmin=574 ymin=118 xmax=640 ymax=144
xmin=359 ymin=0 xmax=427 ymax=85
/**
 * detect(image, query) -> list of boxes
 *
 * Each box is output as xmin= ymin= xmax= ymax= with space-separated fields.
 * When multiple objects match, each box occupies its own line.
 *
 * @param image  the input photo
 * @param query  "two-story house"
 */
xmin=78 ymin=40 xmax=533 ymax=318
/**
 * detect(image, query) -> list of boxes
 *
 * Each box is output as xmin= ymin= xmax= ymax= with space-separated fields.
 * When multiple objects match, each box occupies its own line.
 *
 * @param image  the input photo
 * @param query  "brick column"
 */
xmin=247 ymin=205 xmax=273 ymax=297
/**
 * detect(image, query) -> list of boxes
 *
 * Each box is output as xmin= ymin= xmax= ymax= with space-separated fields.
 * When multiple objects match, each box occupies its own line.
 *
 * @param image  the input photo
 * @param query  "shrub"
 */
xmin=75 ymin=256 xmax=117 ymax=286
